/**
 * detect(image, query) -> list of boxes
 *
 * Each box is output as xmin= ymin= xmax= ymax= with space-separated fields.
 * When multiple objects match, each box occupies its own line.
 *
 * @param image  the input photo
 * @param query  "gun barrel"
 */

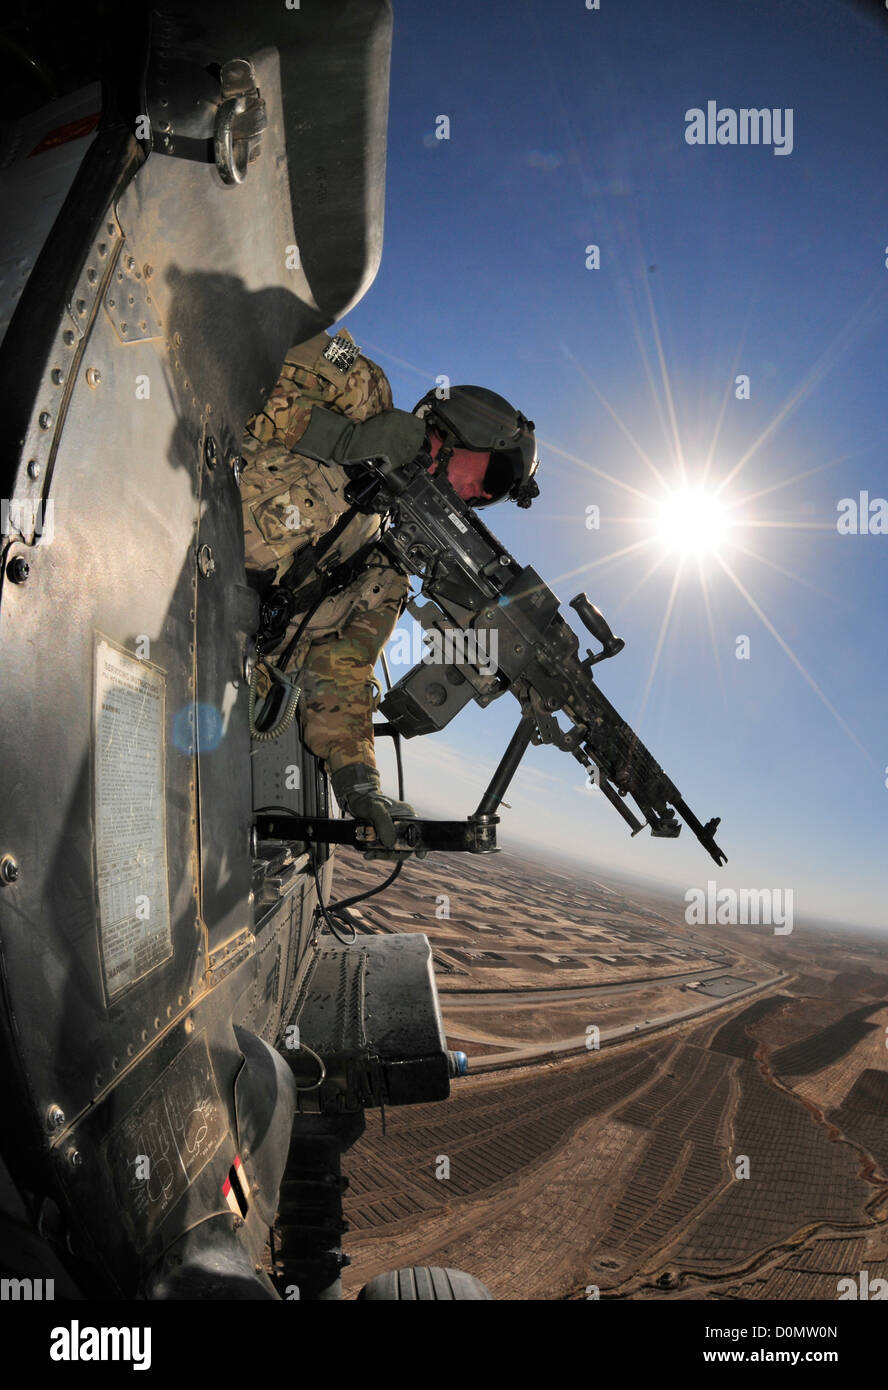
xmin=672 ymin=795 xmax=728 ymax=866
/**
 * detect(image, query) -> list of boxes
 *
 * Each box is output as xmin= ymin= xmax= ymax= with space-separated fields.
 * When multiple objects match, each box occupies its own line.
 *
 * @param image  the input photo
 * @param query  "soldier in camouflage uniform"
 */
xmin=240 ymin=327 xmax=539 ymax=856
xmin=240 ymin=328 xmax=407 ymax=770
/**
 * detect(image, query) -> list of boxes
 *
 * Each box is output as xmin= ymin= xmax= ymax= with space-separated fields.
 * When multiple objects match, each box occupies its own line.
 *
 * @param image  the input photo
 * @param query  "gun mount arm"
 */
xmin=254 ymin=810 xmax=499 ymax=854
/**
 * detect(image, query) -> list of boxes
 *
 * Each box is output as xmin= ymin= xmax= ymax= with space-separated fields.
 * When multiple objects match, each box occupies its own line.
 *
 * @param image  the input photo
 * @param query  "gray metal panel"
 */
xmin=0 ymin=209 xmax=207 ymax=1129
xmin=0 ymin=84 xmax=101 ymax=349
xmin=0 ymin=0 xmax=392 ymax=1291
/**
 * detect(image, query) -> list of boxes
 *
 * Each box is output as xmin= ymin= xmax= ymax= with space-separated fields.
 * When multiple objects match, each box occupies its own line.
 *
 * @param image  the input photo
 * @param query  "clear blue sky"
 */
xmin=341 ymin=0 xmax=888 ymax=929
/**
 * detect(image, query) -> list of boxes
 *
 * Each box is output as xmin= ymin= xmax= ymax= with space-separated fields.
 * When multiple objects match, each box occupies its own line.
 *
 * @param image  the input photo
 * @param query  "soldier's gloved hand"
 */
xmin=331 ymin=763 xmax=427 ymax=861
xmin=296 ymin=405 xmax=427 ymax=474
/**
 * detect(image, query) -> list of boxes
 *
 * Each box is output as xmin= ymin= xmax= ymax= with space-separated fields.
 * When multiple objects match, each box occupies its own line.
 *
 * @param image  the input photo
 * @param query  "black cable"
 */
xmin=310 ymin=850 xmax=357 ymax=945
xmin=326 ymin=859 xmax=404 ymax=914
xmin=275 ymin=590 xmax=324 ymax=673
xmin=253 ymin=799 xmax=408 ymax=919
xmin=252 ymin=592 xmax=325 ymax=733
xmin=393 ymin=729 xmax=405 ymax=801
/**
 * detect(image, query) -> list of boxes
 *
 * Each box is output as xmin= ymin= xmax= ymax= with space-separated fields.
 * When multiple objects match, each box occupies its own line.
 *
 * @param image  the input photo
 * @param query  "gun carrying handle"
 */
xmin=570 ymin=593 xmax=625 ymax=659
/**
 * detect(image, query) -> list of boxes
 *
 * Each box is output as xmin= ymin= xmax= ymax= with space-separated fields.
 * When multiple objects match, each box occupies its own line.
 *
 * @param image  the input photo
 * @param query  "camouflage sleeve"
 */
xmin=244 ymin=351 xmax=393 ymax=454
xmin=244 ymin=368 xmax=336 ymax=453
xmin=328 ymin=354 xmax=393 ymax=425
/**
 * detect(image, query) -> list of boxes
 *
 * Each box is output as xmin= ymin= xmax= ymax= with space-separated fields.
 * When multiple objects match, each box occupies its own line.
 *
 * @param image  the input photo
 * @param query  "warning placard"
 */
xmin=94 ymin=637 xmax=172 ymax=998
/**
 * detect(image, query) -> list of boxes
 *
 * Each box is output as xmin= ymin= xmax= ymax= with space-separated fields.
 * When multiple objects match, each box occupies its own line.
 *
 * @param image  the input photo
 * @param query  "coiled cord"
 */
xmin=248 ymin=660 xmax=301 ymax=741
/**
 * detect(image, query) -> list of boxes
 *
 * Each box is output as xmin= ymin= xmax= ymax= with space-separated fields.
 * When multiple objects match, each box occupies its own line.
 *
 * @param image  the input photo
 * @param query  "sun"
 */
xmin=543 ymin=306 xmax=874 ymax=765
xmin=653 ymin=487 xmax=731 ymax=557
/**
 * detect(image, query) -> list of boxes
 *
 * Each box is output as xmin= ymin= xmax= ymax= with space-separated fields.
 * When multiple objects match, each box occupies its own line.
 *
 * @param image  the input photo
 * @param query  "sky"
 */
xmin=339 ymin=0 xmax=888 ymax=930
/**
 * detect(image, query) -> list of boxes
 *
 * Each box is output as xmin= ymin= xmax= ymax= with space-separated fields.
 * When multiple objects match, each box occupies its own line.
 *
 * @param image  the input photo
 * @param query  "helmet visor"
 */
xmin=481 ymin=450 xmax=520 ymax=504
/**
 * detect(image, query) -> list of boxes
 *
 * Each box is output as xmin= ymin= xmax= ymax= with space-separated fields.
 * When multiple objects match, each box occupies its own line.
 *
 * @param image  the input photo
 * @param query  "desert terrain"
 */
xmin=322 ymin=845 xmax=888 ymax=1301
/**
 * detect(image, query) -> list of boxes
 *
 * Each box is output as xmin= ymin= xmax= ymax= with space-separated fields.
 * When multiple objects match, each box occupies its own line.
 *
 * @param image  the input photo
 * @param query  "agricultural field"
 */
xmin=327 ymin=848 xmax=888 ymax=1301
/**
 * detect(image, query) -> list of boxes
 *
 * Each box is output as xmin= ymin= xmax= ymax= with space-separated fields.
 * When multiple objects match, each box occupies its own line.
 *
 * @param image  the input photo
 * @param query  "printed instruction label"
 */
xmin=94 ymin=637 xmax=172 ymax=999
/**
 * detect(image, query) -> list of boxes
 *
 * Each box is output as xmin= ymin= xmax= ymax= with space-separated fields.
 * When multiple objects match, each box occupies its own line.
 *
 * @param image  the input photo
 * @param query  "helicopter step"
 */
xmin=283 ymin=932 xmax=456 ymax=1110
xmin=272 ymin=932 xmax=464 ymax=1298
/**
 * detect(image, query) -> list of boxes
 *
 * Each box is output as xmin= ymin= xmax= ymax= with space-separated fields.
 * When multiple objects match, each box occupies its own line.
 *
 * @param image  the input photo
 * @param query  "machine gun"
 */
xmin=259 ymin=448 xmax=728 ymax=866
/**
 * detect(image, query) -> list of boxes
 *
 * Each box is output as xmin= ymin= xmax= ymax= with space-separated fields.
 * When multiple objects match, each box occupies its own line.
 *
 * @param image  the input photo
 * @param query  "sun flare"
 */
xmin=543 ymin=283 xmax=873 ymax=764
xmin=654 ymin=487 xmax=730 ymax=557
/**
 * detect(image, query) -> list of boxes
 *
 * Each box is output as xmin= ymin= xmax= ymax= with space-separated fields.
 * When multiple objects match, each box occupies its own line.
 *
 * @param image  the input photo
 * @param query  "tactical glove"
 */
xmin=331 ymin=763 xmax=426 ymax=861
xmin=296 ymin=405 xmax=427 ymax=475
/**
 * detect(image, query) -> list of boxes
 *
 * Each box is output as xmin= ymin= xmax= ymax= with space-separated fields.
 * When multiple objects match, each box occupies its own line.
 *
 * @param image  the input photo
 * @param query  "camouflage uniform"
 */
xmin=240 ymin=329 xmax=409 ymax=773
